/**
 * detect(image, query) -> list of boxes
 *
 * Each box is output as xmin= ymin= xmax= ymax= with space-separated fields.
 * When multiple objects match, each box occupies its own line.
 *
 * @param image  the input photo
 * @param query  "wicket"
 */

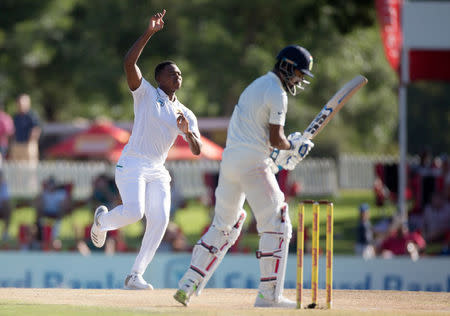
xmin=296 ymin=200 xmax=334 ymax=309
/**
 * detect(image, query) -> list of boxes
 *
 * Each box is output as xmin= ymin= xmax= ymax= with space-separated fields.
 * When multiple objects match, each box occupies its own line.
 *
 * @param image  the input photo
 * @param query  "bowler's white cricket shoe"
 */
xmin=124 ymin=273 xmax=153 ymax=290
xmin=254 ymin=290 xmax=296 ymax=308
xmin=90 ymin=205 xmax=108 ymax=248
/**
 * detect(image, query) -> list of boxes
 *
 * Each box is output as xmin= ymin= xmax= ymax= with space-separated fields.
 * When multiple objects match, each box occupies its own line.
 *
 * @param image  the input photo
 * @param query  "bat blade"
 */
xmin=303 ymin=75 xmax=368 ymax=140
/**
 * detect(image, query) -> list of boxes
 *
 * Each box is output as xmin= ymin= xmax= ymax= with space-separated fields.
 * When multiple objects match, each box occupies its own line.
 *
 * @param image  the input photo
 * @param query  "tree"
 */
xmin=0 ymin=1 xmax=404 ymax=154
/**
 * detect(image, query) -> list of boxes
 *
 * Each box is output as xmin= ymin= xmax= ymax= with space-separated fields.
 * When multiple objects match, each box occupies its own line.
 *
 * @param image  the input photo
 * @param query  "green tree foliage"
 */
xmin=0 ymin=0 xmax=401 ymax=154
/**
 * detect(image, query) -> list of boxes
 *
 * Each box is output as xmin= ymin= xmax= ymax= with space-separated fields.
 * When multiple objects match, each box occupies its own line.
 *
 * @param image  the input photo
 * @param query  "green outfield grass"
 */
xmin=0 ymin=304 xmax=443 ymax=316
xmin=3 ymin=190 xmax=392 ymax=252
xmin=1 ymin=189 xmax=399 ymax=254
xmin=0 ymin=304 xmax=157 ymax=316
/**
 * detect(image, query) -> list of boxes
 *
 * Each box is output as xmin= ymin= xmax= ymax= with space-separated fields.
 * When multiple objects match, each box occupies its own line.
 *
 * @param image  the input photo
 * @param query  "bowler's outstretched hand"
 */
xmin=148 ymin=10 xmax=166 ymax=34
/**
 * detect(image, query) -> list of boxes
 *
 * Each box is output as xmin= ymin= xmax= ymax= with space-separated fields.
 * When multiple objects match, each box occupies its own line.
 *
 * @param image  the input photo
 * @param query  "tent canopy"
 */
xmin=167 ymin=134 xmax=223 ymax=160
xmin=46 ymin=122 xmax=223 ymax=162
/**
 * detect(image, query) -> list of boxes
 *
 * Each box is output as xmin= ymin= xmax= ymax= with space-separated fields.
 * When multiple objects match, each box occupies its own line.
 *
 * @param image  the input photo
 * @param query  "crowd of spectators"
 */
xmin=0 ymin=94 xmax=448 ymax=258
xmin=368 ymin=150 xmax=450 ymax=259
xmin=5 ymin=172 xmax=193 ymax=255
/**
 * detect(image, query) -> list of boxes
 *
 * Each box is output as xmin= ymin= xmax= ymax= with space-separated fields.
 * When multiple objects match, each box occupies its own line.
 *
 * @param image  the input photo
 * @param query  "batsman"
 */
xmin=174 ymin=45 xmax=315 ymax=308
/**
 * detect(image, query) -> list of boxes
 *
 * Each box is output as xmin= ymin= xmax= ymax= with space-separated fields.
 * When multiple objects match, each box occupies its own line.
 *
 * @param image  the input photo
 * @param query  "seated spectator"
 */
xmin=159 ymin=222 xmax=190 ymax=252
xmin=91 ymin=174 xmax=120 ymax=210
xmin=76 ymin=224 xmax=127 ymax=256
xmin=18 ymin=223 xmax=41 ymax=251
xmin=378 ymin=222 xmax=426 ymax=261
xmin=202 ymin=171 xmax=219 ymax=218
xmin=169 ymin=171 xmax=187 ymax=220
xmin=35 ymin=176 xmax=72 ymax=245
xmin=443 ymin=156 xmax=450 ymax=194
xmin=0 ymin=170 xmax=12 ymax=241
xmin=355 ymin=203 xmax=376 ymax=259
xmin=422 ymin=192 xmax=450 ymax=243
xmin=289 ymin=223 xmax=309 ymax=254
xmin=276 ymin=169 xmax=301 ymax=202
xmin=83 ymin=176 xmax=127 ymax=255
xmin=440 ymin=232 xmax=450 ymax=255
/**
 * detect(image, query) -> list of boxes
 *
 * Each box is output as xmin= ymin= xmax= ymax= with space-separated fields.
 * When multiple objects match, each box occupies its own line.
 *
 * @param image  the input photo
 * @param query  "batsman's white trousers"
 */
xmin=98 ymin=154 xmax=171 ymax=275
xmin=212 ymin=147 xmax=285 ymax=233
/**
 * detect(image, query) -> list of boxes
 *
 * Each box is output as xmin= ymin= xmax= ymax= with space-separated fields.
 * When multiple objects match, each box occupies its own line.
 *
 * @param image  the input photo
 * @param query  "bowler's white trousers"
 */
xmin=98 ymin=154 xmax=171 ymax=275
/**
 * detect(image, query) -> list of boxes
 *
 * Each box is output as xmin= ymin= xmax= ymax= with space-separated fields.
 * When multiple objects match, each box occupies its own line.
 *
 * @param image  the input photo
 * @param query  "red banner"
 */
xmin=376 ymin=0 xmax=403 ymax=74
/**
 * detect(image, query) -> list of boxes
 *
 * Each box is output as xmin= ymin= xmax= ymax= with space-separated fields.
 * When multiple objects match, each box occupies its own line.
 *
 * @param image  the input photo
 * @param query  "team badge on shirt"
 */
xmin=157 ymin=98 xmax=165 ymax=107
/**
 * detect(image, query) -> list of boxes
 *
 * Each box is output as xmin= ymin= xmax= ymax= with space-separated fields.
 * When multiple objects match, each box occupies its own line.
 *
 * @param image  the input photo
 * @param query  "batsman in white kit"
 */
xmin=90 ymin=10 xmax=202 ymax=290
xmin=174 ymin=45 xmax=315 ymax=308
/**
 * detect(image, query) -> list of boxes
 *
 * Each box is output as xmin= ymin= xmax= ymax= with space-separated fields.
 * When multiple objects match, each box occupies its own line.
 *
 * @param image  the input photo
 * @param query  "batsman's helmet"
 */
xmin=276 ymin=45 xmax=314 ymax=95
xmin=276 ymin=45 xmax=314 ymax=78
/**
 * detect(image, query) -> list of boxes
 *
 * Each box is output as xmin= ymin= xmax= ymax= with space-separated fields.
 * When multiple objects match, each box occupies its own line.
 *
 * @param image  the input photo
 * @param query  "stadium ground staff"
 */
xmin=174 ymin=45 xmax=314 ymax=308
xmin=90 ymin=9 xmax=202 ymax=290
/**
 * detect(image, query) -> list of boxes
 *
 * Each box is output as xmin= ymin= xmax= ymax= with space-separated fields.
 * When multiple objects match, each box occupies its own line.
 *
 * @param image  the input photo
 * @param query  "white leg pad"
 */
xmin=178 ymin=210 xmax=247 ymax=295
xmin=257 ymin=203 xmax=291 ymax=302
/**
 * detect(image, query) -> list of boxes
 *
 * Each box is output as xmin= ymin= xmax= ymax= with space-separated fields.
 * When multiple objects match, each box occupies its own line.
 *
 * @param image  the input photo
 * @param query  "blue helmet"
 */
xmin=276 ymin=45 xmax=314 ymax=95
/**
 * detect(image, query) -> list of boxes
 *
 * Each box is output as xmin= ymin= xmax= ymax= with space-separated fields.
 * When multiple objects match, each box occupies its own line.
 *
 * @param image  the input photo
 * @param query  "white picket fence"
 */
xmin=1 ymin=155 xmax=403 ymax=200
xmin=338 ymin=154 xmax=399 ymax=189
xmin=289 ymin=158 xmax=337 ymax=195
xmin=2 ymin=161 xmax=112 ymax=200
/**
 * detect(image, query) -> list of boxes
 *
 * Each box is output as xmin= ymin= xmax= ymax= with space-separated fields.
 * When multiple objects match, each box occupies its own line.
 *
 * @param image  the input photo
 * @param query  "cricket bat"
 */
xmin=303 ymin=75 xmax=368 ymax=140
xmin=269 ymin=75 xmax=367 ymax=174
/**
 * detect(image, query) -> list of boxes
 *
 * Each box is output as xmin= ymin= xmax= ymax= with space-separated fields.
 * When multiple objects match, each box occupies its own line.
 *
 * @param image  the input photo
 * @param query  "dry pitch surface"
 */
xmin=0 ymin=288 xmax=449 ymax=316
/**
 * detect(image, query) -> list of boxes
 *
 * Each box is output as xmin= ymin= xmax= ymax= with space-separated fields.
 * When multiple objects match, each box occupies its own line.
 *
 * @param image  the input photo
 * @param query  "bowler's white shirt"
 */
xmin=122 ymin=78 xmax=199 ymax=166
xmin=226 ymin=71 xmax=288 ymax=157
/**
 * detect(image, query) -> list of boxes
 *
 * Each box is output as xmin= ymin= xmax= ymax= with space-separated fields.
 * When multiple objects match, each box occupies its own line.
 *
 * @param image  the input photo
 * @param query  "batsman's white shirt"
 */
xmin=99 ymin=77 xmax=199 ymax=275
xmin=226 ymin=71 xmax=288 ymax=158
xmin=213 ymin=72 xmax=288 ymax=233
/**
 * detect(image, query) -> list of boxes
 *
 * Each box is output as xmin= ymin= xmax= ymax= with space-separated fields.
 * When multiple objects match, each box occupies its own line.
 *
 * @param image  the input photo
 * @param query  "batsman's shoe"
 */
xmin=90 ymin=205 xmax=108 ymax=248
xmin=254 ymin=292 xmax=296 ymax=308
xmin=124 ymin=273 xmax=153 ymax=290
xmin=173 ymin=279 xmax=198 ymax=306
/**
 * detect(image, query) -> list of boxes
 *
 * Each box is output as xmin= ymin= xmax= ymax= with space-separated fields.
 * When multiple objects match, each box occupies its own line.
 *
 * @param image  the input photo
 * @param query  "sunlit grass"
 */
xmin=4 ymin=190 xmax=396 ymax=254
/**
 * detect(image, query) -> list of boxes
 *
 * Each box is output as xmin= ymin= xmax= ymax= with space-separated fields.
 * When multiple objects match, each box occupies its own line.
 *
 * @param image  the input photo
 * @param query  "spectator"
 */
xmin=85 ymin=175 xmax=127 ymax=255
xmin=413 ymin=148 xmax=433 ymax=177
xmin=422 ymin=192 xmax=450 ymax=243
xmin=378 ymin=221 xmax=426 ymax=261
xmin=355 ymin=203 xmax=375 ymax=259
xmin=76 ymin=224 xmax=126 ymax=256
xmin=0 ymin=170 xmax=12 ymax=241
xmin=35 ymin=176 xmax=72 ymax=245
xmin=374 ymin=175 xmax=390 ymax=207
xmin=18 ymin=223 xmax=41 ymax=251
xmin=169 ymin=172 xmax=187 ymax=220
xmin=91 ymin=174 xmax=120 ymax=210
xmin=439 ymin=155 xmax=450 ymax=194
xmin=0 ymin=102 xmax=14 ymax=159
xmin=159 ymin=222 xmax=190 ymax=252
xmin=276 ymin=169 xmax=300 ymax=201
xmin=202 ymin=171 xmax=219 ymax=218
xmin=10 ymin=94 xmax=41 ymax=164
xmin=440 ymin=232 xmax=450 ymax=255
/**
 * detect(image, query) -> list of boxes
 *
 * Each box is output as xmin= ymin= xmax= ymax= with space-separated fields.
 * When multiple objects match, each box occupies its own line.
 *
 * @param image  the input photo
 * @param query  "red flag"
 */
xmin=376 ymin=0 xmax=403 ymax=74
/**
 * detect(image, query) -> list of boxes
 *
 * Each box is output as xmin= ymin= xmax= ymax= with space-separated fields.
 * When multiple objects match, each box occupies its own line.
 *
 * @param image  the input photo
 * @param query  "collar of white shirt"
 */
xmin=157 ymin=87 xmax=178 ymax=103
